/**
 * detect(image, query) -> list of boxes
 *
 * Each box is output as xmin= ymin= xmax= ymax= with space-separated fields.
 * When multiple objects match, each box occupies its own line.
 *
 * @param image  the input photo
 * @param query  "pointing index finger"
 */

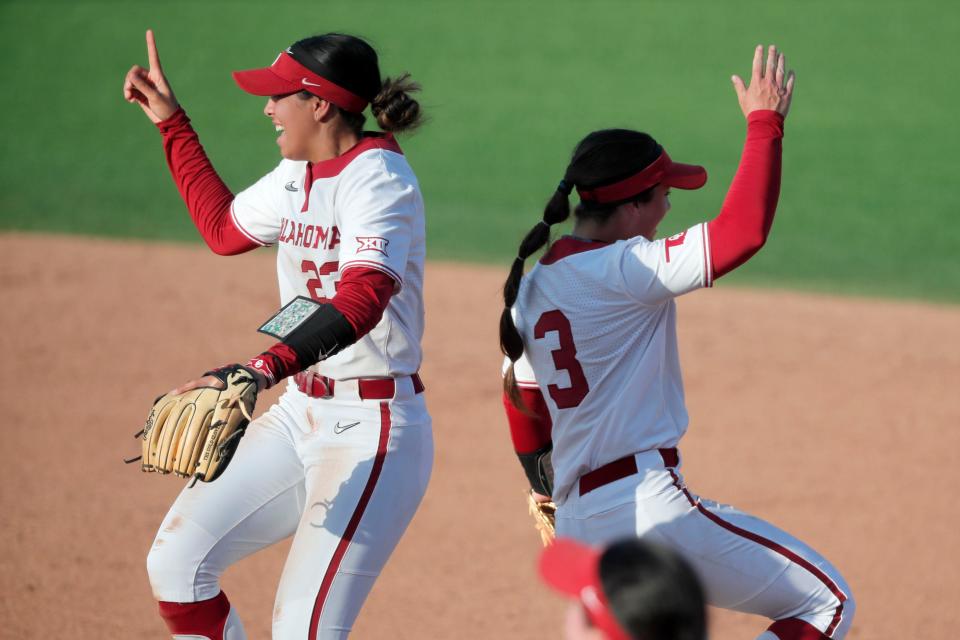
xmin=146 ymin=28 xmax=162 ymax=71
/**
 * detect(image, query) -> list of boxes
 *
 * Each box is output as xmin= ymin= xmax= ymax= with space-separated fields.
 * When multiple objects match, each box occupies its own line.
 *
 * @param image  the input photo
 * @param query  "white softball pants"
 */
xmin=555 ymin=449 xmax=855 ymax=639
xmin=146 ymin=379 xmax=433 ymax=639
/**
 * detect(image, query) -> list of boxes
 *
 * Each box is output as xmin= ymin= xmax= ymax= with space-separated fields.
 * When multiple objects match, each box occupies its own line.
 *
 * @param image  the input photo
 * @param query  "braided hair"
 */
xmin=500 ymin=129 xmax=661 ymax=406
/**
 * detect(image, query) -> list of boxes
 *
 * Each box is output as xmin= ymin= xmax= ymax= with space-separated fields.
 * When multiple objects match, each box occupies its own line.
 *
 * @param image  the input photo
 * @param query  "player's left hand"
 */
xmin=127 ymin=365 xmax=262 ymax=484
xmin=527 ymin=489 xmax=557 ymax=547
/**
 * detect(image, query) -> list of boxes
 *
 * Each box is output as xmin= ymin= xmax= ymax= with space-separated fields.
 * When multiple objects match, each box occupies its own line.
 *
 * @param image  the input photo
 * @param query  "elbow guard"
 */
xmin=518 ymin=444 xmax=554 ymax=497
xmin=258 ymin=296 xmax=358 ymax=368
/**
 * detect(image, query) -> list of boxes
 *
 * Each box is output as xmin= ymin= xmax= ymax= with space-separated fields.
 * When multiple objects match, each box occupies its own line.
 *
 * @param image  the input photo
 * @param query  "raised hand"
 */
xmin=123 ymin=29 xmax=180 ymax=123
xmin=731 ymin=45 xmax=795 ymax=119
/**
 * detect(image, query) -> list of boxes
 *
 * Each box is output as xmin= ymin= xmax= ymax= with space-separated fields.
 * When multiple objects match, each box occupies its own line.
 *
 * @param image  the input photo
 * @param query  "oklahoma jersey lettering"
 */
xmin=511 ymin=225 xmax=712 ymax=501
xmin=230 ymin=135 xmax=425 ymax=379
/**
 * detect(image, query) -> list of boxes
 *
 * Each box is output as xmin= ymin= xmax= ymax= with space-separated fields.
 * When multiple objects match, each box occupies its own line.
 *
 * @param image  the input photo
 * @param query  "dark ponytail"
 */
xmin=291 ymin=33 xmax=424 ymax=135
xmin=372 ymin=73 xmax=424 ymax=133
xmin=500 ymin=182 xmax=573 ymax=406
xmin=499 ymin=130 xmax=662 ymax=407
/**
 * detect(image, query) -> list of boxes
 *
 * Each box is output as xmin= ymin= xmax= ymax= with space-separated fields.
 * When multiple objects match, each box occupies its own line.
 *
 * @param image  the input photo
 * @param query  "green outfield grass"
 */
xmin=1 ymin=1 xmax=958 ymax=302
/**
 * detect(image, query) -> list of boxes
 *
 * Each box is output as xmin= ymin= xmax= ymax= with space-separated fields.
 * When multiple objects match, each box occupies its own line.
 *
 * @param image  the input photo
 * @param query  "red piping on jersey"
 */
xmin=666 ymin=468 xmax=846 ymax=636
xmin=311 ymin=134 xmax=403 ymax=179
xmin=298 ymin=133 xmax=401 ymax=210
xmin=300 ymin=164 xmax=314 ymax=213
xmin=340 ymin=259 xmax=404 ymax=285
xmin=539 ymin=237 xmax=611 ymax=265
xmin=309 ymin=402 xmax=392 ymax=639
xmin=229 ymin=202 xmax=268 ymax=247
xmin=156 ymin=108 xmax=259 ymax=255
xmin=700 ymin=222 xmax=713 ymax=287
xmin=706 ymin=110 xmax=785 ymax=279
xmin=503 ymin=388 xmax=553 ymax=454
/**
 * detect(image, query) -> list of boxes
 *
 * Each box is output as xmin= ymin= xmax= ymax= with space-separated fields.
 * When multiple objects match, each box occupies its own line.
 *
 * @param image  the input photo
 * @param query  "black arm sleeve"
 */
xmin=283 ymin=303 xmax=358 ymax=368
xmin=518 ymin=444 xmax=554 ymax=496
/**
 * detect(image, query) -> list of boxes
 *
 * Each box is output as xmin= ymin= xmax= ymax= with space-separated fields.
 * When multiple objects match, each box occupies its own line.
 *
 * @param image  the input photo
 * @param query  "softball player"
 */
xmin=124 ymin=30 xmax=432 ymax=639
xmin=501 ymin=46 xmax=856 ymax=640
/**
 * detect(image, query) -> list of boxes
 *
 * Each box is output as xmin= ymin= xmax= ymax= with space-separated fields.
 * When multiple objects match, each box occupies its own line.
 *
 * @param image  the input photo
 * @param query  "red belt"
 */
xmin=578 ymin=448 xmax=679 ymax=497
xmin=293 ymin=371 xmax=425 ymax=400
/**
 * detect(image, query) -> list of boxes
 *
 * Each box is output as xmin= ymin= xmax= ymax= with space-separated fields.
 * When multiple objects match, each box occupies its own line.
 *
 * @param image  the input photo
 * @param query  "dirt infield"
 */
xmin=1 ymin=232 xmax=957 ymax=639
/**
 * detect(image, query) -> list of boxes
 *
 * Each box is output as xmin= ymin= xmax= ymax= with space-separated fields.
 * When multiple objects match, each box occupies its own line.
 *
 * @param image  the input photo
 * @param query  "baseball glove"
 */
xmin=527 ymin=489 xmax=557 ymax=547
xmin=128 ymin=365 xmax=259 ymax=484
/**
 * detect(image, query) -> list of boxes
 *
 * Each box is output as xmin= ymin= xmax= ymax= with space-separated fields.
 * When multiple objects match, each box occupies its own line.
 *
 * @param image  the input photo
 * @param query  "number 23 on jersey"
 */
xmin=301 ymin=259 xmax=339 ymax=303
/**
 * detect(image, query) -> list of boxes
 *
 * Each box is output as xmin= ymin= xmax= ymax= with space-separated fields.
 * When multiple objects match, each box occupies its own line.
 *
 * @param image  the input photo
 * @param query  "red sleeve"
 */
xmin=330 ymin=268 xmax=396 ymax=338
xmin=156 ymin=109 xmax=259 ymax=256
xmin=706 ymin=110 xmax=785 ymax=279
xmin=503 ymin=388 xmax=553 ymax=454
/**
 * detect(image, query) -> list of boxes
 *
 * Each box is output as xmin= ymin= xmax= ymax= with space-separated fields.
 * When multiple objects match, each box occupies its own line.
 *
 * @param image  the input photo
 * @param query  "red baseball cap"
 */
xmin=232 ymin=50 xmax=369 ymax=113
xmin=539 ymin=539 xmax=631 ymax=640
xmin=577 ymin=149 xmax=707 ymax=204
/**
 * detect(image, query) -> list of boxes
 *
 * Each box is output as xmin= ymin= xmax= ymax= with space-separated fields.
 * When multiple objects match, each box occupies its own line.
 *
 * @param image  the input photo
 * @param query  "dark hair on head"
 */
xmin=290 ymin=33 xmax=424 ymax=134
xmin=500 ymin=129 xmax=661 ymax=406
xmin=600 ymin=539 xmax=707 ymax=640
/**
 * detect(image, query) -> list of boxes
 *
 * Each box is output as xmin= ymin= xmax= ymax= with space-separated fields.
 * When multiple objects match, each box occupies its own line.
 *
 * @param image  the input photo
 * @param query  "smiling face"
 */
xmin=263 ymin=92 xmax=323 ymax=160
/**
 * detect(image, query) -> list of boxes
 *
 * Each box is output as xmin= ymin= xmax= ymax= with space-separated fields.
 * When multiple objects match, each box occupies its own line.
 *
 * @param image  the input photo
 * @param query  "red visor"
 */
xmin=577 ymin=150 xmax=706 ymax=204
xmin=232 ymin=51 xmax=369 ymax=113
xmin=539 ymin=539 xmax=630 ymax=640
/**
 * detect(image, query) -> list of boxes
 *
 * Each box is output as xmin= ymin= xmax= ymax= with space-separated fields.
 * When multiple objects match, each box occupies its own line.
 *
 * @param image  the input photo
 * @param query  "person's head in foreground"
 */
xmin=540 ymin=538 xmax=707 ymax=640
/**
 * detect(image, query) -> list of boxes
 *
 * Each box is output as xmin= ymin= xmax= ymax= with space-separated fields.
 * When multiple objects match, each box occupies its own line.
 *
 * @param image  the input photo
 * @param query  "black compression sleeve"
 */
xmin=518 ymin=444 xmax=554 ymax=496
xmin=283 ymin=303 xmax=357 ymax=367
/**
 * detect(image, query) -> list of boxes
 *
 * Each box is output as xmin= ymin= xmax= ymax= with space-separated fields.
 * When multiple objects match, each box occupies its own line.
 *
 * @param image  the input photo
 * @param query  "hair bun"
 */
xmin=371 ymin=73 xmax=424 ymax=133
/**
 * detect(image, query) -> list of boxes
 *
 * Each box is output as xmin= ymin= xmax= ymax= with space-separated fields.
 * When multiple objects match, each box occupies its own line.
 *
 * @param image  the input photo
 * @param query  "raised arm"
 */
xmin=708 ymin=45 xmax=796 ymax=279
xmin=123 ymin=29 xmax=180 ymax=123
xmin=124 ymin=30 xmax=257 ymax=255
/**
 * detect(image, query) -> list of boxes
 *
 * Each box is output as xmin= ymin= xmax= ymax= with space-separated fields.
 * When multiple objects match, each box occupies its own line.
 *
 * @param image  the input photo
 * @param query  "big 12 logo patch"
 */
xmin=356 ymin=236 xmax=389 ymax=256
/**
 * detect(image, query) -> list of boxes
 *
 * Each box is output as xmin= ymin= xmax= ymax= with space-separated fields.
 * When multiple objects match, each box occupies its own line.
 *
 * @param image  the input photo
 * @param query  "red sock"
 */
xmin=768 ymin=618 xmax=828 ymax=640
xmin=158 ymin=591 xmax=231 ymax=639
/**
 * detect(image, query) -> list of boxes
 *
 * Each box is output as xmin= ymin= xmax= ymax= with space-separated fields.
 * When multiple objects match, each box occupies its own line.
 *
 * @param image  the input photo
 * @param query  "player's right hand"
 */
xmin=123 ymin=29 xmax=180 ymax=124
xmin=731 ymin=45 xmax=795 ymax=119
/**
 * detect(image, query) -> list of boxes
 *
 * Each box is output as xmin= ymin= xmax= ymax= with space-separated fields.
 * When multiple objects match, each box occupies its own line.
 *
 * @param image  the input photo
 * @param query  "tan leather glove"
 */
xmin=131 ymin=365 xmax=258 ymax=484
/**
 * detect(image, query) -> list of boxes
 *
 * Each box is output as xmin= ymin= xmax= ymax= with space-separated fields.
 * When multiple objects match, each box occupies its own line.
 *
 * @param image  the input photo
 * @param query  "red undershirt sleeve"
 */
xmin=707 ymin=110 xmax=785 ymax=279
xmin=245 ymin=268 xmax=397 ymax=386
xmin=503 ymin=388 xmax=553 ymax=454
xmin=156 ymin=108 xmax=258 ymax=256
xmin=330 ymin=268 xmax=396 ymax=338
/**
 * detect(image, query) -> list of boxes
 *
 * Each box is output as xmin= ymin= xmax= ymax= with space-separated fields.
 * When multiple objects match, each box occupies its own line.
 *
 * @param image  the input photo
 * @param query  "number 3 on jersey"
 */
xmin=302 ymin=260 xmax=339 ymax=303
xmin=534 ymin=310 xmax=589 ymax=409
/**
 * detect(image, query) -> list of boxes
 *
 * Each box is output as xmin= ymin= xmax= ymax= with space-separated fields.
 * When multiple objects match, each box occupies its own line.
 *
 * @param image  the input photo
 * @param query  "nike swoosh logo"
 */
xmin=301 ymin=78 xmax=324 ymax=87
xmin=333 ymin=421 xmax=361 ymax=434
xmin=285 ymin=180 xmax=299 ymax=192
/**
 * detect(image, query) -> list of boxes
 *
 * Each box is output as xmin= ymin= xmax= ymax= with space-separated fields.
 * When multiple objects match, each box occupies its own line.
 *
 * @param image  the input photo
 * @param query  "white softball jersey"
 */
xmin=230 ymin=136 xmax=425 ymax=379
xmin=511 ymin=225 xmax=712 ymax=502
